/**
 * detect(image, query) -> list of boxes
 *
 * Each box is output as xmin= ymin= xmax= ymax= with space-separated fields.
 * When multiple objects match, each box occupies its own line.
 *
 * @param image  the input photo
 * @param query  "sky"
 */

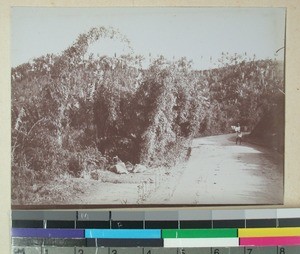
xmin=11 ymin=7 xmax=286 ymax=70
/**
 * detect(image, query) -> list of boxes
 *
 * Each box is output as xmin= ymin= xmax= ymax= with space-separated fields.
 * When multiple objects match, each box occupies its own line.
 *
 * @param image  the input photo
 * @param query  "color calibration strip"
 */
xmin=11 ymin=228 xmax=300 ymax=246
xmin=11 ymin=208 xmax=300 ymax=253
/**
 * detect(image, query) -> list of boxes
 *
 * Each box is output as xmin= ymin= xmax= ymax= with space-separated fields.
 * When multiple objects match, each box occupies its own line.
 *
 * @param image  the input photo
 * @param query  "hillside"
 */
xmin=11 ymin=26 xmax=284 ymax=204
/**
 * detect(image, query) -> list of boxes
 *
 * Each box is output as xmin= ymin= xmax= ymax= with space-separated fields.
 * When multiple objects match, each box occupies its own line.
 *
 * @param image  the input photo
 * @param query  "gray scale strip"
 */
xmin=178 ymin=210 xmax=212 ymax=220
xmin=111 ymin=211 xmax=145 ymax=221
xmin=11 ymin=208 xmax=300 ymax=231
xmin=212 ymin=210 xmax=245 ymax=220
xmin=12 ymin=208 xmax=300 ymax=221
xmin=12 ymin=211 xmax=77 ymax=221
xmin=244 ymin=209 xmax=277 ymax=219
xmin=277 ymin=208 xmax=300 ymax=218
xmin=77 ymin=211 xmax=110 ymax=221
xmin=145 ymin=211 xmax=179 ymax=221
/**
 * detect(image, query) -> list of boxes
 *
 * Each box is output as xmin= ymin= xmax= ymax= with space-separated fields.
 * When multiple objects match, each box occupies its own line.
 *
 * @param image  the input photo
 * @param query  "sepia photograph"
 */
xmin=11 ymin=7 xmax=285 ymax=207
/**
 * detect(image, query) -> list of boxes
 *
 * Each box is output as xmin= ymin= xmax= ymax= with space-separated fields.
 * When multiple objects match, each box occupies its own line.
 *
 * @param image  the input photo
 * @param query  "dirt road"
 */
xmin=68 ymin=133 xmax=283 ymax=206
xmin=145 ymin=133 xmax=283 ymax=205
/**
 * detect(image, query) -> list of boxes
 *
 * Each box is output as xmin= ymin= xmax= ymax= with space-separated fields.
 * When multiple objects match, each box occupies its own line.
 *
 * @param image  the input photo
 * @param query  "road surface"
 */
xmin=146 ymin=133 xmax=283 ymax=205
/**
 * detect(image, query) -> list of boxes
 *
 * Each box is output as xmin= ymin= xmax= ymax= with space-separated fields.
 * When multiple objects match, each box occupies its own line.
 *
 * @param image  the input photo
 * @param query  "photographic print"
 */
xmin=11 ymin=7 xmax=285 ymax=207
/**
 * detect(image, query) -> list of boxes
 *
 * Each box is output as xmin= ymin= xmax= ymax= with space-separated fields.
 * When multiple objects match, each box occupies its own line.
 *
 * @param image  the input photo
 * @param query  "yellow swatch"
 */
xmin=239 ymin=228 xmax=300 ymax=237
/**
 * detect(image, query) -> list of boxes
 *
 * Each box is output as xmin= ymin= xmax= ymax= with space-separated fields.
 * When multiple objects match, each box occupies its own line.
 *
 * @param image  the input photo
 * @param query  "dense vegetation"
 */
xmin=11 ymin=27 xmax=284 ymax=203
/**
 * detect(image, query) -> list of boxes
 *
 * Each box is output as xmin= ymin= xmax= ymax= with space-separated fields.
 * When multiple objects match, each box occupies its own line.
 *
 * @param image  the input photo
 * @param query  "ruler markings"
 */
xmin=11 ymin=246 xmax=42 ymax=254
xmin=242 ymin=246 xmax=277 ymax=254
xmin=177 ymin=247 xmax=211 ymax=254
xmin=75 ymin=247 xmax=105 ymax=254
xmin=278 ymin=246 xmax=300 ymax=254
xmin=41 ymin=246 xmax=74 ymax=254
xmin=11 ymin=246 xmax=300 ymax=253
xmin=211 ymin=247 xmax=230 ymax=254
xmin=145 ymin=247 xmax=178 ymax=254
xmin=108 ymin=247 xmax=143 ymax=254
xmin=230 ymin=247 xmax=244 ymax=254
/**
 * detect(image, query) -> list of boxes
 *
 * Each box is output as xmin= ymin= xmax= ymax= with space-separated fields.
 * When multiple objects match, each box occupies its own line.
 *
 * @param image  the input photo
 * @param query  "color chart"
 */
xmin=11 ymin=208 xmax=300 ymax=253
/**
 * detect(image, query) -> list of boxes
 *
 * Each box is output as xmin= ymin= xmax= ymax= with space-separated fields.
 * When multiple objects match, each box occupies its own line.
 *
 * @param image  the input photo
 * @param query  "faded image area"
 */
xmin=11 ymin=7 xmax=285 ymax=207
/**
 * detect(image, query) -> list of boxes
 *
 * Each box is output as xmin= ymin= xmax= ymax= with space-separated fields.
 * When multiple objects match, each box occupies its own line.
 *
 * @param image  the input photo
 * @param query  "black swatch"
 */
xmin=111 ymin=220 xmax=144 ymax=229
xmin=12 ymin=237 xmax=86 ymax=247
xmin=46 ymin=220 xmax=75 ymax=228
xmin=246 ymin=219 xmax=276 ymax=228
xmin=180 ymin=220 xmax=212 ymax=229
xmin=76 ymin=220 xmax=110 ymax=229
xmin=278 ymin=218 xmax=300 ymax=227
xmin=145 ymin=221 xmax=178 ymax=229
xmin=213 ymin=220 xmax=245 ymax=228
xmin=12 ymin=220 xmax=43 ymax=228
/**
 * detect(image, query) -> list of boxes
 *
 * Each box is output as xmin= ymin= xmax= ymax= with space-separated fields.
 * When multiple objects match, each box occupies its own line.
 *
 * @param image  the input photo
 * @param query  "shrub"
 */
xmin=68 ymin=155 xmax=82 ymax=177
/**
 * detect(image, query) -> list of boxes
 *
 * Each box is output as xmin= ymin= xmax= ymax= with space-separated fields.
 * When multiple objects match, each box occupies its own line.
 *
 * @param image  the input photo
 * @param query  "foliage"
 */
xmin=135 ymin=56 xmax=208 ymax=166
xmin=11 ymin=27 xmax=284 ymax=204
xmin=196 ymin=53 xmax=284 ymax=135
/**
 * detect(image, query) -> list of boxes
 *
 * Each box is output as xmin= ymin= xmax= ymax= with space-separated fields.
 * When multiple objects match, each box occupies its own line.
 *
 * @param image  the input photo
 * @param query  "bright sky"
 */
xmin=11 ymin=7 xmax=286 ymax=70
